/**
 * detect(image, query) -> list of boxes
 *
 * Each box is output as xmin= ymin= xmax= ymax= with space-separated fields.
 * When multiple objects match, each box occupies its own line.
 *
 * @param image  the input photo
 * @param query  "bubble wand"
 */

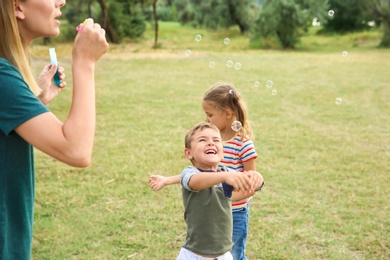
xmin=76 ymin=20 xmax=87 ymax=32
xmin=48 ymin=48 xmax=61 ymax=86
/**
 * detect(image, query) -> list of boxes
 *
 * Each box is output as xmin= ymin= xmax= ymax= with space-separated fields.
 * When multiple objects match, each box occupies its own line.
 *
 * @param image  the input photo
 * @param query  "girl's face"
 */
xmin=202 ymin=100 xmax=231 ymax=132
xmin=185 ymin=128 xmax=223 ymax=170
xmin=15 ymin=0 xmax=66 ymax=43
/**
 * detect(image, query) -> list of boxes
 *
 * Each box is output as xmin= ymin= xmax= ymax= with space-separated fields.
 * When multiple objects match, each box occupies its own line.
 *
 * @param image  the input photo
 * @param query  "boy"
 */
xmin=177 ymin=122 xmax=264 ymax=259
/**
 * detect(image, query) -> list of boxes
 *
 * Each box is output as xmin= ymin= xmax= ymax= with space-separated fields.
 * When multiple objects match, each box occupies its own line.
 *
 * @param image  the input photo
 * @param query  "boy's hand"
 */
xmin=244 ymin=171 xmax=264 ymax=191
xmin=224 ymin=172 xmax=253 ymax=193
xmin=148 ymin=175 xmax=167 ymax=191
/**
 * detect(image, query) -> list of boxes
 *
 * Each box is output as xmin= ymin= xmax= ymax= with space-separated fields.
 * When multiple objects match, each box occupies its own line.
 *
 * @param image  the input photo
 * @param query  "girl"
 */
xmin=0 ymin=0 xmax=109 ymax=258
xmin=149 ymin=83 xmax=260 ymax=260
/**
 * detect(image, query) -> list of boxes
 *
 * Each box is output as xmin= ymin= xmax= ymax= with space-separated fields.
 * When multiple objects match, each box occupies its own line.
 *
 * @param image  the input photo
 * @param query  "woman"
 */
xmin=0 ymin=0 xmax=109 ymax=258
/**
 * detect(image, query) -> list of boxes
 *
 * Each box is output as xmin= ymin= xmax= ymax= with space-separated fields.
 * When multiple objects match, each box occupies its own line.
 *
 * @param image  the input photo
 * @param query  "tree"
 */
xmin=97 ymin=0 xmax=116 ymax=43
xmin=222 ymin=0 xmax=255 ymax=33
xmin=173 ymin=0 xmax=256 ymax=34
xmin=250 ymin=0 xmax=330 ymax=49
xmin=139 ymin=0 xmax=160 ymax=47
xmin=62 ymin=0 xmax=147 ymax=43
xmin=372 ymin=0 xmax=390 ymax=47
xmin=152 ymin=0 xmax=159 ymax=48
xmin=108 ymin=0 xmax=147 ymax=42
xmin=323 ymin=0 xmax=372 ymax=33
xmin=295 ymin=0 xmax=329 ymax=29
xmin=251 ymin=0 xmax=304 ymax=48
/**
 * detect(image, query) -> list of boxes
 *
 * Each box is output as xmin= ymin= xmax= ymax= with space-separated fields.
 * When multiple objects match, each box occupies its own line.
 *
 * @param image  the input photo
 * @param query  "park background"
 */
xmin=31 ymin=0 xmax=389 ymax=259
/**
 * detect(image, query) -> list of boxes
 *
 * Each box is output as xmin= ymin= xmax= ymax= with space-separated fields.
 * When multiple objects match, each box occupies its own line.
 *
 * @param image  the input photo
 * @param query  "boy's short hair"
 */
xmin=185 ymin=122 xmax=220 ymax=149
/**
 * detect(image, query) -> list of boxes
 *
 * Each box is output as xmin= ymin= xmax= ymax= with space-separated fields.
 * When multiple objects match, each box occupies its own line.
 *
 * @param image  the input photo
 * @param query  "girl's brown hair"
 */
xmin=0 ymin=0 xmax=41 ymax=96
xmin=203 ymin=83 xmax=253 ymax=140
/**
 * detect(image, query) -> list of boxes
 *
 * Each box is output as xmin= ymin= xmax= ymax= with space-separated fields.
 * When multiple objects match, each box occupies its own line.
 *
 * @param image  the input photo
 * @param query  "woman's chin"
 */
xmin=48 ymin=29 xmax=61 ymax=38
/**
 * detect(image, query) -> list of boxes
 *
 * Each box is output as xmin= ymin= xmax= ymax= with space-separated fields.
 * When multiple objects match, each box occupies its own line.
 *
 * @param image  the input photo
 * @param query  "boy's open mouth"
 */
xmin=205 ymin=149 xmax=217 ymax=155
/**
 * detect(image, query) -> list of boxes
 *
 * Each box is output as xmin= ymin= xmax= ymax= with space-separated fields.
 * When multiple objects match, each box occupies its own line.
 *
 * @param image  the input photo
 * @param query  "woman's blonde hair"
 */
xmin=0 ymin=0 xmax=41 ymax=96
xmin=203 ymin=83 xmax=253 ymax=140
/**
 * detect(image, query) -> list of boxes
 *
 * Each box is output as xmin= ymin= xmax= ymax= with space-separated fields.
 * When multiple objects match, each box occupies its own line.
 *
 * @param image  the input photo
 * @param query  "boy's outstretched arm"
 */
xmin=188 ymin=172 xmax=253 ymax=192
xmin=149 ymin=175 xmax=180 ymax=191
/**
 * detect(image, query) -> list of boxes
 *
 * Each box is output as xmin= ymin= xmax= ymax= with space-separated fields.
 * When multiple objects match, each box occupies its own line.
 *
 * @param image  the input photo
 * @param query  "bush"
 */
xmin=251 ymin=0 xmax=304 ymax=49
xmin=109 ymin=2 xmax=146 ymax=41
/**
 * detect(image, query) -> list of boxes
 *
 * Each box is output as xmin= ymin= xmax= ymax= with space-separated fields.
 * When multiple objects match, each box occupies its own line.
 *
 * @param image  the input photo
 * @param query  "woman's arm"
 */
xmin=15 ymin=19 xmax=109 ymax=168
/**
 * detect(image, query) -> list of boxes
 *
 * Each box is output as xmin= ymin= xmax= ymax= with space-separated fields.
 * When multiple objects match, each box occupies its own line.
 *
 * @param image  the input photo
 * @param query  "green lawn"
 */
xmin=30 ymin=22 xmax=389 ymax=259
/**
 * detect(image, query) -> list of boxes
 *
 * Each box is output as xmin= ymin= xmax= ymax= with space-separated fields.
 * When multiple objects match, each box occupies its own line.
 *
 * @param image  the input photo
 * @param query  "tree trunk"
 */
xmin=374 ymin=0 xmax=390 ymax=47
xmin=97 ymin=0 xmax=117 ymax=43
xmin=42 ymin=37 xmax=51 ymax=45
xmin=380 ymin=20 xmax=390 ymax=47
xmin=153 ymin=0 xmax=159 ymax=48
xmin=228 ymin=2 xmax=246 ymax=34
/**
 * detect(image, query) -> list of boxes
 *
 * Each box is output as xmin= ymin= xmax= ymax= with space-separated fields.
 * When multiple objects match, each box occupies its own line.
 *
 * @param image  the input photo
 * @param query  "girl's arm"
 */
xmin=243 ymin=158 xmax=256 ymax=171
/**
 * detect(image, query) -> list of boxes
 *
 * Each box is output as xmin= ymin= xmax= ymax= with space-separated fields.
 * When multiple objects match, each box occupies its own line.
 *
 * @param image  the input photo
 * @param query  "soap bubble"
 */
xmin=234 ymin=62 xmax=242 ymax=70
xmin=328 ymin=10 xmax=334 ymax=17
xmin=253 ymin=81 xmax=260 ymax=88
xmin=226 ymin=60 xmax=234 ymax=68
xmin=209 ymin=61 xmax=216 ymax=69
xmin=335 ymin=98 xmax=342 ymax=105
xmin=185 ymin=49 xmax=192 ymax=56
xmin=272 ymin=90 xmax=277 ymax=95
xmin=266 ymin=80 xmax=273 ymax=88
xmin=342 ymin=51 xmax=348 ymax=57
xmin=231 ymin=121 xmax=242 ymax=132
xmin=195 ymin=35 xmax=202 ymax=41
xmin=224 ymin=38 xmax=230 ymax=45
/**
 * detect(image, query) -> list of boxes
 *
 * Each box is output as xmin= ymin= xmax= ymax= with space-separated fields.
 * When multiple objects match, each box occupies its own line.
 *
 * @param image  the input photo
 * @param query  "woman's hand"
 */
xmin=37 ymin=63 xmax=66 ymax=105
xmin=73 ymin=18 xmax=109 ymax=65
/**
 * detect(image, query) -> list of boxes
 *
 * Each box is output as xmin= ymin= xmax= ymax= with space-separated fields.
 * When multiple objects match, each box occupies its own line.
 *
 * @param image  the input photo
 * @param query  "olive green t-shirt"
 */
xmin=0 ymin=58 xmax=49 ymax=259
xmin=180 ymin=166 xmax=233 ymax=255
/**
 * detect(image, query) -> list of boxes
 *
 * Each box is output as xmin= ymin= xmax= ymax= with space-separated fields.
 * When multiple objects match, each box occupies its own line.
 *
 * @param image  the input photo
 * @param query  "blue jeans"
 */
xmin=231 ymin=204 xmax=250 ymax=260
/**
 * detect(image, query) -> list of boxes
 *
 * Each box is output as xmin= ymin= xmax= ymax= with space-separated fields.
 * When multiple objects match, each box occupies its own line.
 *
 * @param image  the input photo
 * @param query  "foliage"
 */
xmin=67 ymin=1 xmax=104 ymax=24
xmin=295 ymin=0 xmax=330 ymax=29
xmin=56 ymin=0 xmax=389 ymax=48
xmin=61 ymin=0 xmax=103 ymax=41
xmin=323 ymin=0 xmax=373 ymax=33
xmin=251 ymin=0 xmax=305 ymax=49
xmin=172 ymin=0 xmax=194 ymax=25
xmin=61 ymin=0 xmax=147 ymax=43
xmin=142 ymin=1 xmax=178 ymax=22
xmin=173 ymin=0 xmax=256 ymax=33
xmin=108 ymin=1 xmax=147 ymax=41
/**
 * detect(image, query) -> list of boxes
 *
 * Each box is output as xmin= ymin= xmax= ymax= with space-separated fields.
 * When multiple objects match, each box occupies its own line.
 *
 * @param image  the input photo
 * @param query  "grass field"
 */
xmin=30 ymin=22 xmax=389 ymax=259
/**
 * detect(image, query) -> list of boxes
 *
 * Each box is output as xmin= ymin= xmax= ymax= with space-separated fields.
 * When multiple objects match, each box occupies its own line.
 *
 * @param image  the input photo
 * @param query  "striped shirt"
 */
xmin=219 ymin=134 xmax=258 ymax=210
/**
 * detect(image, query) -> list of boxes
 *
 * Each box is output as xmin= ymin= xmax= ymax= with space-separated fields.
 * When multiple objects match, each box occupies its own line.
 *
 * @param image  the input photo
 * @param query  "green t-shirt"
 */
xmin=181 ymin=166 xmax=233 ymax=255
xmin=0 ymin=58 xmax=49 ymax=259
